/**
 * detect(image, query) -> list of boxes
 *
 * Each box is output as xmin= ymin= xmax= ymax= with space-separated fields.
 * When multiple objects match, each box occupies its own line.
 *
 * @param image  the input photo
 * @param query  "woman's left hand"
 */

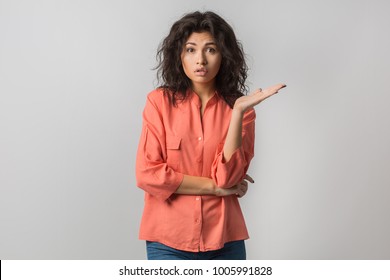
xmin=234 ymin=83 xmax=286 ymax=114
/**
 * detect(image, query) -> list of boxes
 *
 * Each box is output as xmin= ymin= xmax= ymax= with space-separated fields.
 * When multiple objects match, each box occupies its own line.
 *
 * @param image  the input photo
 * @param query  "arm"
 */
xmin=175 ymin=174 xmax=254 ymax=197
xmin=223 ymin=84 xmax=286 ymax=161
xmin=211 ymin=84 xmax=286 ymax=188
xmin=175 ymin=175 xmax=215 ymax=195
xmin=136 ymin=92 xmax=184 ymax=201
xmin=136 ymin=91 xmax=253 ymax=200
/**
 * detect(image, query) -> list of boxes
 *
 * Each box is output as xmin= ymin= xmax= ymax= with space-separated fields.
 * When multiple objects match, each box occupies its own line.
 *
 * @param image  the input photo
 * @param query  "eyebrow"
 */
xmin=185 ymin=42 xmax=217 ymax=46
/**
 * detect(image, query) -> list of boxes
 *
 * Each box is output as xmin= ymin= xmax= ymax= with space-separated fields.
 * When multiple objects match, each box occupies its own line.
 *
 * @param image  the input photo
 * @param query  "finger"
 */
xmin=253 ymin=87 xmax=278 ymax=101
xmin=237 ymin=189 xmax=246 ymax=198
xmin=266 ymin=83 xmax=287 ymax=94
xmin=236 ymin=190 xmax=245 ymax=197
xmin=244 ymin=174 xmax=254 ymax=183
xmin=234 ymin=185 xmax=243 ymax=197
xmin=252 ymin=83 xmax=285 ymax=96
xmin=236 ymin=184 xmax=248 ymax=197
xmin=249 ymin=88 xmax=263 ymax=96
xmin=239 ymin=179 xmax=248 ymax=186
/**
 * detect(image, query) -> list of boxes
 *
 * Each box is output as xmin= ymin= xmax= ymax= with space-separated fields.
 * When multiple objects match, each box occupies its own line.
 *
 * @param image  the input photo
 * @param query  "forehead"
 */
xmin=185 ymin=31 xmax=216 ymax=43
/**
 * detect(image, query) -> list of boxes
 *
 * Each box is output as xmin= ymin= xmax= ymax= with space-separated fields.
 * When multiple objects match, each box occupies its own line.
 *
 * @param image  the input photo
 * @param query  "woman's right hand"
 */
xmin=215 ymin=174 xmax=254 ymax=198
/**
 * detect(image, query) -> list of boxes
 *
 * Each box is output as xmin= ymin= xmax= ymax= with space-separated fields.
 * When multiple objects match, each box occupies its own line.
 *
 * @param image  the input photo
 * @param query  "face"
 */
xmin=180 ymin=32 xmax=222 ymax=90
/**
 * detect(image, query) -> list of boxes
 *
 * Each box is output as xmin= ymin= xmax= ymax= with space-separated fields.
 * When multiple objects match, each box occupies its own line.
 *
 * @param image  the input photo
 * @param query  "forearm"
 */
xmin=223 ymin=83 xmax=285 ymax=161
xmin=175 ymin=175 xmax=217 ymax=195
xmin=175 ymin=174 xmax=245 ymax=197
xmin=223 ymin=109 xmax=244 ymax=161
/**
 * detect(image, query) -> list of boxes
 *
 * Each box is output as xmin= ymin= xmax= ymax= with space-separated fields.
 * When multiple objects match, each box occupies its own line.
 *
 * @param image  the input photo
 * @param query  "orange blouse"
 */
xmin=136 ymin=88 xmax=255 ymax=252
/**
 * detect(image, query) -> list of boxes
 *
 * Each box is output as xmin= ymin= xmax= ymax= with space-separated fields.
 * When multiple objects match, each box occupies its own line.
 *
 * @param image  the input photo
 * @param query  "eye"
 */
xmin=206 ymin=47 xmax=217 ymax=54
xmin=186 ymin=47 xmax=195 ymax=53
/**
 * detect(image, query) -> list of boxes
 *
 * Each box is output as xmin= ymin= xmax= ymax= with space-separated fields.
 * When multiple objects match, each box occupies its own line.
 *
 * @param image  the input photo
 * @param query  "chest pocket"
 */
xmin=166 ymin=136 xmax=182 ymax=170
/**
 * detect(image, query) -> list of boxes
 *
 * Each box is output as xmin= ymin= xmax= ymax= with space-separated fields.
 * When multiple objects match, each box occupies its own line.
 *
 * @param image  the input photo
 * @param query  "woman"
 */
xmin=136 ymin=11 xmax=286 ymax=260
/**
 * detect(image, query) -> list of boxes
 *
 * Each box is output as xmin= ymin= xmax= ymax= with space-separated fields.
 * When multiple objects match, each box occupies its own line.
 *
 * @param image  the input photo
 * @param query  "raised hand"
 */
xmin=234 ymin=83 xmax=286 ymax=113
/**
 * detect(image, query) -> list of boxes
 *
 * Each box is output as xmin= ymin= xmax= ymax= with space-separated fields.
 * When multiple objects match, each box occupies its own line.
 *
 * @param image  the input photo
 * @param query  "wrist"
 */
xmin=232 ymin=107 xmax=245 ymax=118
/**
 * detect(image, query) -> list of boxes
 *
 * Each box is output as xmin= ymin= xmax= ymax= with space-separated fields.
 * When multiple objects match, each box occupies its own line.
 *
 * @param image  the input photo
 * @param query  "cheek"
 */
xmin=181 ymin=55 xmax=190 ymax=69
xmin=212 ymin=57 xmax=222 ymax=73
xmin=181 ymin=59 xmax=189 ymax=73
xmin=212 ymin=54 xmax=222 ymax=67
xmin=180 ymin=57 xmax=192 ymax=78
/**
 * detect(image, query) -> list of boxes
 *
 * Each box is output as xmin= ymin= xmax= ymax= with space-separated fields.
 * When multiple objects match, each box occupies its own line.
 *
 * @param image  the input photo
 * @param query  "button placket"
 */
xmin=193 ymin=196 xmax=202 ymax=244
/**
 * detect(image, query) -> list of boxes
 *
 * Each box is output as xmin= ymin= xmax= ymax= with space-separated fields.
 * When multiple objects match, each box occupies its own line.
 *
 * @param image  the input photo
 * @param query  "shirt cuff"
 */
xmin=137 ymin=166 xmax=184 ymax=202
xmin=211 ymin=144 xmax=248 ymax=188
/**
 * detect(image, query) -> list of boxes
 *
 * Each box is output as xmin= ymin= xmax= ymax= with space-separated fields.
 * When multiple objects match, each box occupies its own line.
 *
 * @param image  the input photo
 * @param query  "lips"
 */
xmin=194 ymin=68 xmax=208 ymax=76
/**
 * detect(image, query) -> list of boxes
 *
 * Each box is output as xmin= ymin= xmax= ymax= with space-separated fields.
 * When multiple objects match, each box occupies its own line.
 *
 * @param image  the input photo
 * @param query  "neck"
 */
xmin=191 ymin=83 xmax=216 ymax=103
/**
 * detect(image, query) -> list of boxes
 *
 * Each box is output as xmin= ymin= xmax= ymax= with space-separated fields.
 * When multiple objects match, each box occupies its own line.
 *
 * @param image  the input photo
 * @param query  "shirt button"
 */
xmin=196 ymin=197 xmax=200 ymax=201
xmin=198 ymin=137 xmax=202 ymax=141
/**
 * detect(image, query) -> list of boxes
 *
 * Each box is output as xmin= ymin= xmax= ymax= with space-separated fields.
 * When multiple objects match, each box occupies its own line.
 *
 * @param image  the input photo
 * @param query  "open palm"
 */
xmin=234 ymin=83 xmax=286 ymax=113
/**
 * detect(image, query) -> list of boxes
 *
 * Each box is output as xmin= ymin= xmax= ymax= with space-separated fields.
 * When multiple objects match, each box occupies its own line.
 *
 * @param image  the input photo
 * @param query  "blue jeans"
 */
xmin=146 ymin=240 xmax=246 ymax=260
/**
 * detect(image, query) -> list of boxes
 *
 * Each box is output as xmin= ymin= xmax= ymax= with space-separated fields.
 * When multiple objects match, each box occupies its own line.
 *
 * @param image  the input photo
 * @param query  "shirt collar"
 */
xmin=189 ymin=89 xmax=220 ymax=108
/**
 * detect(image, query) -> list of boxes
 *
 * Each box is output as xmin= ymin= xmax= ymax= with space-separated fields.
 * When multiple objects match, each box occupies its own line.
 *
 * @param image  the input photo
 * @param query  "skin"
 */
xmin=175 ymin=31 xmax=286 ymax=197
xmin=180 ymin=32 xmax=222 ymax=115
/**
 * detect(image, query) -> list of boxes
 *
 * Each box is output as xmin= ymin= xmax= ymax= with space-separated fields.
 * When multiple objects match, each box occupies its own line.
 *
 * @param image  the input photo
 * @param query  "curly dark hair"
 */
xmin=155 ymin=11 xmax=248 ymax=108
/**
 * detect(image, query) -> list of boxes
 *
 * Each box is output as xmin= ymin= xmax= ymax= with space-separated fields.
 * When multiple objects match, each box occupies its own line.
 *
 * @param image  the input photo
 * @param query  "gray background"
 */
xmin=1 ymin=0 xmax=389 ymax=259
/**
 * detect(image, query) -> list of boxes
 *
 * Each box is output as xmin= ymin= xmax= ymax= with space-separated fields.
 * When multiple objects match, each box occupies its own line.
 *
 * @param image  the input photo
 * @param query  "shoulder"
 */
xmin=145 ymin=88 xmax=172 ymax=108
xmin=146 ymin=88 xmax=166 ymax=103
xmin=144 ymin=88 xmax=182 ymax=118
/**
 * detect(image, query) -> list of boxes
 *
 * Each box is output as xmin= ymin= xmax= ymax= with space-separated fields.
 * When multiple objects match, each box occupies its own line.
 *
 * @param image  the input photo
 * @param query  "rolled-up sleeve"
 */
xmin=211 ymin=109 xmax=255 ymax=188
xmin=135 ymin=94 xmax=184 ymax=201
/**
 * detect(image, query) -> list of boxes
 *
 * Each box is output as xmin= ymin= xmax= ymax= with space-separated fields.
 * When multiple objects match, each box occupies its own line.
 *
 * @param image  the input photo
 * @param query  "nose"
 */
xmin=196 ymin=52 xmax=207 ymax=65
